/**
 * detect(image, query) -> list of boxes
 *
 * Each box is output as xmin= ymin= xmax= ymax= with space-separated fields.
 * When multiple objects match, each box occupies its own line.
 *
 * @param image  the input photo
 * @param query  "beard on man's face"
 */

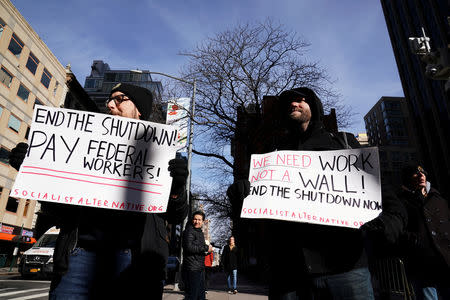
xmin=288 ymin=108 xmax=311 ymax=124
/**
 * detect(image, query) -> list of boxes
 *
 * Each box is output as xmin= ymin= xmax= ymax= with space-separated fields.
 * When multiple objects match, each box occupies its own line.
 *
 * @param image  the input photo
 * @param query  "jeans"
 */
xmin=410 ymin=278 xmax=450 ymax=300
xmin=183 ymin=269 xmax=205 ymax=300
xmin=271 ymin=267 xmax=374 ymax=300
xmin=49 ymin=247 xmax=131 ymax=300
xmin=227 ymin=269 xmax=238 ymax=290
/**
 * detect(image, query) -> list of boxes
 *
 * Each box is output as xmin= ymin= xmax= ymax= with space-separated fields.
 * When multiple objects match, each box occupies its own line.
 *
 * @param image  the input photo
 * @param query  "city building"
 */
xmin=364 ymin=96 xmax=418 ymax=185
xmin=0 ymin=0 xmax=68 ymax=254
xmin=380 ymin=0 xmax=450 ymax=195
xmin=84 ymin=60 xmax=164 ymax=121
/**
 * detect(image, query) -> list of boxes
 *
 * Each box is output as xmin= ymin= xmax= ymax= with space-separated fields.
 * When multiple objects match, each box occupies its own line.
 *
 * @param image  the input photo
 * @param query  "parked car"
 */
xmin=166 ymin=256 xmax=180 ymax=283
xmin=18 ymin=226 xmax=59 ymax=278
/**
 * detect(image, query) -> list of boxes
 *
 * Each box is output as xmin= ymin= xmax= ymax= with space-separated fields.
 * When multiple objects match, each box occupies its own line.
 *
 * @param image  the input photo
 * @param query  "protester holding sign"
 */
xmin=229 ymin=87 xmax=407 ymax=299
xmin=9 ymin=83 xmax=188 ymax=300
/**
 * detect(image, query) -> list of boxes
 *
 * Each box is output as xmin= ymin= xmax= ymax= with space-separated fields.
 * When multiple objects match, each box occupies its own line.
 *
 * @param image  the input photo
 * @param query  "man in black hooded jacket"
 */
xmin=228 ymin=87 xmax=407 ymax=299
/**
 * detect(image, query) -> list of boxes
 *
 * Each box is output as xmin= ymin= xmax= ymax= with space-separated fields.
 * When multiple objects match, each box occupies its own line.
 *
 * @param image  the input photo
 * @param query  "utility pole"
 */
xmin=9 ymin=224 xmax=23 ymax=272
xmin=143 ymin=71 xmax=197 ymax=291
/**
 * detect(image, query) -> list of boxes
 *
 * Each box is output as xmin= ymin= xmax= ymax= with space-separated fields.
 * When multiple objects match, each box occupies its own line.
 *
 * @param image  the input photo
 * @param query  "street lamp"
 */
xmin=140 ymin=70 xmax=196 ymax=291
xmin=147 ymin=71 xmax=196 ymax=214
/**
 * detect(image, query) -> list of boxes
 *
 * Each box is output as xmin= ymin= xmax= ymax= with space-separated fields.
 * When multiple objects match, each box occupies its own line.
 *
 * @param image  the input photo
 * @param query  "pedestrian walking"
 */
xmin=221 ymin=236 xmax=239 ymax=294
xmin=204 ymin=243 xmax=214 ymax=294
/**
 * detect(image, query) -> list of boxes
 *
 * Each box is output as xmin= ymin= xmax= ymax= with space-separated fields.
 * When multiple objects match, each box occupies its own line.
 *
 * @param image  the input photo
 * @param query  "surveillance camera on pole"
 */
xmin=409 ymin=27 xmax=450 ymax=81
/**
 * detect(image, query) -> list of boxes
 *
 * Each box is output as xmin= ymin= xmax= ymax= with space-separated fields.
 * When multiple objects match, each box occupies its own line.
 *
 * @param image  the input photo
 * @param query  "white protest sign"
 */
xmin=166 ymin=97 xmax=190 ymax=152
xmin=11 ymin=105 xmax=179 ymax=214
xmin=240 ymin=148 xmax=381 ymax=229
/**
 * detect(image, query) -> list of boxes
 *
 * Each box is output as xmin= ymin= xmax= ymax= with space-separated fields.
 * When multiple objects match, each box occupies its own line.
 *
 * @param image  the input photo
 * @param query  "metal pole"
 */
xmin=186 ymin=79 xmax=196 ymax=214
xmin=173 ymin=79 xmax=196 ymax=291
xmin=9 ymin=224 xmax=23 ymax=272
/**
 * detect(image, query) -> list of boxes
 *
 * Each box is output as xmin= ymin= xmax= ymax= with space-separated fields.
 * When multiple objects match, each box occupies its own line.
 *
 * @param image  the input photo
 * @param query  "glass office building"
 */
xmin=84 ymin=60 xmax=163 ymax=117
xmin=380 ymin=0 xmax=450 ymax=195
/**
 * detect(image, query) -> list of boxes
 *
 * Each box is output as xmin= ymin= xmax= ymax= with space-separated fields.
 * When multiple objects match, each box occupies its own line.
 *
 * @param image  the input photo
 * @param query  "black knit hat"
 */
xmin=109 ymin=83 xmax=153 ymax=120
xmin=401 ymin=163 xmax=428 ymax=186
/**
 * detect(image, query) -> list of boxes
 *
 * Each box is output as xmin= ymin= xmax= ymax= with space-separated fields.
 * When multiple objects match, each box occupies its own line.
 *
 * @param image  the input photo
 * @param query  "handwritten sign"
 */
xmin=11 ymin=105 xmax=179 ymax=213
xmin=240 ymin=148 xmax=381 ymax=228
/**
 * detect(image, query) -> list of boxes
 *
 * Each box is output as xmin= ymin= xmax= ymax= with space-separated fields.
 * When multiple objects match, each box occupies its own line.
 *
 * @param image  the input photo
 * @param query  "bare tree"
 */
xmin=180 ymin=19 xmax=355 ymax=172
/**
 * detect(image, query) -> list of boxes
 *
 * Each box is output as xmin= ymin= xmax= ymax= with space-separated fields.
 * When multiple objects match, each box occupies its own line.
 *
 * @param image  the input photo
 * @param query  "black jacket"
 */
xmin=222 ymin=245 xmax=239 ymax=272
xmin=270 ymin=88 xmax=406 ymax=282
xmin=182 ymin=224 xmax=208 ymax=271
xmin=51 ymin=191 xmax=188 ymax=279
xmin=398 ymin=185 xmax=450 ymax=283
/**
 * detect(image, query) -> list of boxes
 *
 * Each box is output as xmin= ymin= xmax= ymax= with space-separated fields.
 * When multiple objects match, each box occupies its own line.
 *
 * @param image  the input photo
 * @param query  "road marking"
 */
xmin=8 ymin=292 xmax=49 ymax=300
xmin=0 ymin=288 xmax=15 ymax=291
xmin=0 ymin=280 xmax=50 ymax=283
xmin=0 ymin=288 xmax=49 ymax=296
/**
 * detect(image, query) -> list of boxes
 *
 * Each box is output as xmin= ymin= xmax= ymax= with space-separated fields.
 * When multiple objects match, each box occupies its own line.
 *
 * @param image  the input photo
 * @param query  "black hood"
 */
xmin=278 ymin=87 xmax=324 ymax=122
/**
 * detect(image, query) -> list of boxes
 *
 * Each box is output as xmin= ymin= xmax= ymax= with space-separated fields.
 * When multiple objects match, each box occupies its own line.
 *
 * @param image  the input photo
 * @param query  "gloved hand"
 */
xmin=360 ymin=217 xmax=385 ymax=234
xmin=9 ymin=142 xmax=28 ymax=171
xmin=168 ymin=158 xmax=188 ymax=196
xmin=227 ymin=179 xmax=250 ymax=204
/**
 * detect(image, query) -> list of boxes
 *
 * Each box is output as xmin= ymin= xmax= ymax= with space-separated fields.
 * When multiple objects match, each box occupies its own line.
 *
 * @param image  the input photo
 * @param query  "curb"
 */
xmin=0 ymin=272 xmax=20 ymax=276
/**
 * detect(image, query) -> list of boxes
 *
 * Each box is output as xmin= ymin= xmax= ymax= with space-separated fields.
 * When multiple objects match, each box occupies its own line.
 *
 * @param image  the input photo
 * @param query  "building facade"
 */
xmin=0 ymin=0 xmax=68 ymax=253
xmin=380 ymin=0 xmax=450 ymax=195
xmin=364 ymin=96 xmax=418 ymax=186
xmin=84 ymin=60 xmax=164 ymax=121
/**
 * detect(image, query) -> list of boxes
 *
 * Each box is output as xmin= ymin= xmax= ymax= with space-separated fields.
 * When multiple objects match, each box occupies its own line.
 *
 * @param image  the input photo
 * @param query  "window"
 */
xmin=6 ymin=197 xmax=18 ymax=213
xmin=41 ymin=68 xmax=52 ymax=88
xmin=104 ymin=72 xmax=117 ymax=81
xmin=25 ymin=126 xmax=30 ymax=139
xmin=0 ymin=18 xmax=5 ymax=39
xmin=8 ymin=33 xmax=24 ymax=58
xmin=0 ymin=66 xmax=13 ymax=87
xmin=26 ymin=52 xmax=39 ymax=75
xmin=33 ymin=98 xmax=42 ymax=108
xmin=0 ymin=106 xmax=3 ymax=117
xmin=17 ymin=84 xmax=30 ymax=102
xmin=8 ymin=114 xmax=21 ymax=133
xmin=23 ymin=200 xmax=30 ymax=216
xmin=0 ymin=147 xmax=10 ymax=164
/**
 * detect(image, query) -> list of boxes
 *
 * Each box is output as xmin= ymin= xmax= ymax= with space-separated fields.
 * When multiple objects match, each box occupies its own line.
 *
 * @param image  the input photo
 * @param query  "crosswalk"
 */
xmin=0 ymin=282 xmax=49 ymax=300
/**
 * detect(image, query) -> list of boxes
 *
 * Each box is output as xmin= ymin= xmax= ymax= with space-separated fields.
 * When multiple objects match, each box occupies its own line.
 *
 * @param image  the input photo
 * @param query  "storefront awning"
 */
xmin=0 ymin=233 xmax=36 ymax=244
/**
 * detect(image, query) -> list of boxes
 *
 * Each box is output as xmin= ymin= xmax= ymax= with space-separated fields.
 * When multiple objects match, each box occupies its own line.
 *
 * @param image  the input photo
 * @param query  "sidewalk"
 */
xmin=163 ymin=271 xmax=268 ymax=300
xmin=0 ymin=266 xmax=19 ymax=275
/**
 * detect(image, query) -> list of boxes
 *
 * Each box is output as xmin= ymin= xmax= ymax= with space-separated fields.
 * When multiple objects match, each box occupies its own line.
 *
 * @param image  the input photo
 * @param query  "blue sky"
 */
xmin=11 ymin=0 xmax=404 ymax=188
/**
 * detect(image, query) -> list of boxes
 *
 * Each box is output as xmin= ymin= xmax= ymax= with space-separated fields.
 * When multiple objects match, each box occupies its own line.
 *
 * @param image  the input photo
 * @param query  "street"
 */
xmin=0 ymin=268 xmax=268 ymax=299
xmin=0 ymin=277 xmax=49 ymax=300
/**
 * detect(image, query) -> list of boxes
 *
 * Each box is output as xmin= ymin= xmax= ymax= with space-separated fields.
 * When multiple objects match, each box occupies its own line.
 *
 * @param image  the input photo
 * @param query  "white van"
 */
xmin=18 ymin=226 xmax=60 ymax=278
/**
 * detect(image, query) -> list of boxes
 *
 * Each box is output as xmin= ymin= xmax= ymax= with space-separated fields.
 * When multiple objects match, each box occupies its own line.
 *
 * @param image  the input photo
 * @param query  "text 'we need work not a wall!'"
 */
xmin=11 ymin=105 xmax=179 ymax=213
xmin=240 ymin=148 xmax=382 ymax=228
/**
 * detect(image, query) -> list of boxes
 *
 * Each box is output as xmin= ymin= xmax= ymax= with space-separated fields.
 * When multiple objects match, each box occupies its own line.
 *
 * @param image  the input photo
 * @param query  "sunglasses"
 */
xmin=105 ymin=94 xmax=130 ymax=107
